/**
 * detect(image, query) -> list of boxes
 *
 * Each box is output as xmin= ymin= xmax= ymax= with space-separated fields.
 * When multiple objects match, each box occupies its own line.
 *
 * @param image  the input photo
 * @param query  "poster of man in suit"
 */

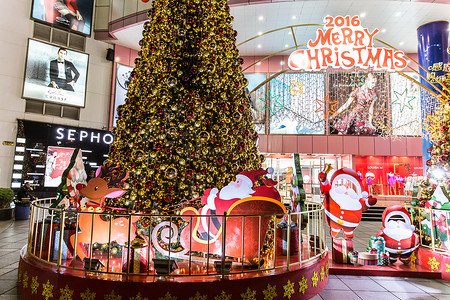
xmin=22 ymin=39 xmax=88 ymax=107
xmin=48 ymin=47 xmax=80 ymax=91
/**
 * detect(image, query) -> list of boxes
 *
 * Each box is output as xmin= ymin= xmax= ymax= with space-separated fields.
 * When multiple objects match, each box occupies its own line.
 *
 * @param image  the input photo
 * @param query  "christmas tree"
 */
xmin=108 ymin=0 xmax=262 ymax=212
xmin=419 ymin=75 xmax=450 ymax=206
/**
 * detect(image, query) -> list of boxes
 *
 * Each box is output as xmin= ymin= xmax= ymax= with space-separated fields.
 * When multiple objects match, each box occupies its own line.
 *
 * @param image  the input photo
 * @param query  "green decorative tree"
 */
xmin=419 ymin=75 xmax=450 ymax=207
xmin=107 ymin=0 xmax=263 ymax=212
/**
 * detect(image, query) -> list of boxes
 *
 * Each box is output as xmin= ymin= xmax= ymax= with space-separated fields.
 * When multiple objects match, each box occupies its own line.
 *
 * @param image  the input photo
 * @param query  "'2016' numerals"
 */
xmin=324 ymin=16 xmax=361 ymax=28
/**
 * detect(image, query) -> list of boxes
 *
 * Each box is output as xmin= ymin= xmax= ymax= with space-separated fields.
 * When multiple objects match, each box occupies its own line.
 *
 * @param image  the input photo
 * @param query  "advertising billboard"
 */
xmin=31 ymin=0 xmax=94 ymax=36
xmin=22 ymin=39 xmax=89 ymax=107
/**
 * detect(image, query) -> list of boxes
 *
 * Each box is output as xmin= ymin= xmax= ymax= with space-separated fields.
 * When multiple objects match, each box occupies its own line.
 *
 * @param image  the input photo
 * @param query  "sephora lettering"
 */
xmin=55 ymin=128 xmax=114 ymax=145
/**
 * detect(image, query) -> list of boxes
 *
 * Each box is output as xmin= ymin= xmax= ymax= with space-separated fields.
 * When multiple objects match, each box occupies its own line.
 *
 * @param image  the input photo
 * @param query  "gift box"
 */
xmin=52 ymin=229 xmax=75 ymax=261
xmin=379 ymin=252 xmax=390 ymax=266
xmin=122 ymin=246 xmax=149 ymax=274
xmin=275 ymin=227 xmax=300 ymax=256
xmin=349 ymin=251 xmax=358 ymax=264
xmin=332 ymin=238 xmax=353 ymax=264
xmin=357 ymin=252 xmax=378 ymax=266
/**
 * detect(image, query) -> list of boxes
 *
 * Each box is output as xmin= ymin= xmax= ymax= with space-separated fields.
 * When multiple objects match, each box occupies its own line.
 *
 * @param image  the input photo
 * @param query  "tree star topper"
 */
xmin=289 ymin=79 xmax=305 ymax=96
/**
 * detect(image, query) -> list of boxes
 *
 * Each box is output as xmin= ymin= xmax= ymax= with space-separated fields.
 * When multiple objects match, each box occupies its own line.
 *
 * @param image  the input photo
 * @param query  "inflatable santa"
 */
xmin=198 ymin=168 xmax=279 ymax=240
xmin=376 ymin=205 xmax=419 ymax=264
xmin=319 ymin=167 xmax=377 ymax=239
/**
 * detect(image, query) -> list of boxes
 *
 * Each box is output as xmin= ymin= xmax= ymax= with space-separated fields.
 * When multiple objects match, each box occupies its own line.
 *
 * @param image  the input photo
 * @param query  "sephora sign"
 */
xmin=288 ymin=15 xmax=407 ymax=71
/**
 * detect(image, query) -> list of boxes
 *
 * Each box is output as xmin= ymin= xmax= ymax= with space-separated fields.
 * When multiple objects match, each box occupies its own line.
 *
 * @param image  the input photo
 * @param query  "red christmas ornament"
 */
xmin=142 ymin=0 xmax=150 ymax=2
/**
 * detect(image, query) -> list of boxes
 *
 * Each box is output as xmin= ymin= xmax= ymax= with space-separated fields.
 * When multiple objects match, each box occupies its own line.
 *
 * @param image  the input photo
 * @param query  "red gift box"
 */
xmin=122 ymin=247 xmax=149 ymax=274
xmin=275 ymin=227 xmax=300 ymax=256
xmin=332 ymin=237 xmax=353 ymax=264
xmin=357 ymin=252 xmax=378 ymax=265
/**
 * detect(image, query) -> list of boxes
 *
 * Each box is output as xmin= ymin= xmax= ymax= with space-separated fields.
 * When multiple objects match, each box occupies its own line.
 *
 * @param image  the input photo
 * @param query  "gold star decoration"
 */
xmin=188 ymin=292 xmax=207 ymax=300
xmin=428 ymin=257 xmax=440 ymax=271
xmin=262 ymin=284 xmax=277 ymax=300
xmin=42 ymin=280 xmax=54 ymax=300
xmin=214 ymin=291 xmax=232 ymax=300
xmin=80 ymin=288 xmax=96 ymax=300
xmin=446 ymin=264 xmax=450 ymax=273
xmin=298 ymin=276 xmax=308 ymax=294
xmin=158 ymin=292 xmax=177 ymax=300
xmin=22 ymin=271 xmax=29 ymax=289
xmin=311 ymin=271 xmax=319 ymax=287
xmin=320 ymin=266 xmax=325 ymax=281
xmin=314 ymin=94 xmax=338 ymax=120
xmin=104 ymin=290 xmax=122 ymax=300
xmin=59 ymin=285 xmax=73 ymax=300
xmin=130 ymin=292 xmax=148 ymax=300
xmin=240 ymin=287 xmax=256 ymax=300
xmin=410 ymin=252 xmax=417 ymax=265
xmin=289 ymin=80 xmax=305 ymax=96
xmin=31 ymin=276 xmax=39 ymax=294
xmin=325 ymin=262 xmax=329 ymax=277
xmin=283 ymin=280 xmax=295 ymax=299
xmin=349 ymin=73 xmax=366 ymax=88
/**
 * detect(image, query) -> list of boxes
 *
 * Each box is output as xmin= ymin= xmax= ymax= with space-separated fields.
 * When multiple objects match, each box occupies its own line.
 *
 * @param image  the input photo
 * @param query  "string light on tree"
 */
xmin=108 ymin=0 xmax=263 ymax=212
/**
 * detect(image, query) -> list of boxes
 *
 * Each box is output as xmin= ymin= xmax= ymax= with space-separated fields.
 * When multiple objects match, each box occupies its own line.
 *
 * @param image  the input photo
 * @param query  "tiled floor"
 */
xmin=1 ymin=219 xmax=450 ymax=299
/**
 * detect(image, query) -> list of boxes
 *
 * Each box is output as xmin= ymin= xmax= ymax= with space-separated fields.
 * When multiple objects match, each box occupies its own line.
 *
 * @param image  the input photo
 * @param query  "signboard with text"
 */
xmin=288 ymin=15 xmax=407 ymax=71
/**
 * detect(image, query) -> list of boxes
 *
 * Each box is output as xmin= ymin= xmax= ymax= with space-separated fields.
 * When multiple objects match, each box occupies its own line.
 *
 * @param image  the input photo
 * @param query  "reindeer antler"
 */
xmin=98 ymin=163 xmax=129 ymax=189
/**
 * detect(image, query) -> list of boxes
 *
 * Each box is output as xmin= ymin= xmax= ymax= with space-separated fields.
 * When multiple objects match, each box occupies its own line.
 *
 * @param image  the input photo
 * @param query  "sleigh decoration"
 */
xmin=150 ymin=170 xmax=286 ymax=265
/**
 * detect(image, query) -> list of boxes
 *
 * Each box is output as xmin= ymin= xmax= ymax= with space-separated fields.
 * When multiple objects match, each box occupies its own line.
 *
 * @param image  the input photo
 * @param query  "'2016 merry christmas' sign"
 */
xmin=288 ymin=15 xmax=407 ymax=71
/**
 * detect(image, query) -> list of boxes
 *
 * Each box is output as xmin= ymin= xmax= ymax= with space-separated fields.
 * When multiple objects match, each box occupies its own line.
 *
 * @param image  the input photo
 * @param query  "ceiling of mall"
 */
xmin=110 ymin=0 xmax=450 ymax=56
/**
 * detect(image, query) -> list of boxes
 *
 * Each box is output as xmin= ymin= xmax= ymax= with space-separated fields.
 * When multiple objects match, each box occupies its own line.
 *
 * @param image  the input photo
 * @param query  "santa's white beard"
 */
xmin=384 ymin=220 xmax=414 ymax=241
xmin=219 ymin=183 xmax=254 ymax=200
xmin=329 ymin=185 xmax=362 ymax=210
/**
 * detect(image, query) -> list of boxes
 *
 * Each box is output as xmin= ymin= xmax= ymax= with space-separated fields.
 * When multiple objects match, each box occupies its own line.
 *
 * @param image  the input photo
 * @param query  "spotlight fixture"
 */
xmin=153 ymin=258 xmax=178 ymax=275
xmin=214 ymin=260 xmax=232 ymax=274
xmin=83 ymin=258 xmax=104 ymax=271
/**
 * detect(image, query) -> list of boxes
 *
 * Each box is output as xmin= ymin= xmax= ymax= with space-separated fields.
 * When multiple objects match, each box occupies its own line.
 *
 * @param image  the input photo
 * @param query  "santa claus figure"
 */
xmin=376 ymin=205 xmax=419 ymax=264
xmin=197 ymin=168 xmax=278 ymax=241
xmin=319 ymin=166 xmax=377 ymax=239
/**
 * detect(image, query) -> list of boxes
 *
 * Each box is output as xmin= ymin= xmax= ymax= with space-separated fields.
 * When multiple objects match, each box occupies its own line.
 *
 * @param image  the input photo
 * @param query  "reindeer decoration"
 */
xmin=69 ymin=164 xmax=139 ymax=261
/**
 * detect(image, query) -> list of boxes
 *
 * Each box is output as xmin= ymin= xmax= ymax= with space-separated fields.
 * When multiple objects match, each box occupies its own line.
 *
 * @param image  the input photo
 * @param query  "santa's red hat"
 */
xmin=330 ymin=168 xmax=371 ymax=205
xmin=236 ymin=168 xmax=274 ymax=187
xmin=381 ymin=205 xmax=412 ymax=227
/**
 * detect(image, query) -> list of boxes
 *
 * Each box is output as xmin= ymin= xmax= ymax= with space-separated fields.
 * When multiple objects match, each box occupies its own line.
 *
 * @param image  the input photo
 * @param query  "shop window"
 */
xmin=355 ymin=155 xmax=424 ymax=197
xmin=268 ymin=73 xmax=325 ymax=134
xmin=328 ymin=72 xmax=389 ymax=136
xmin=389 ymin=72 xmax=422 ymax=136
xmin=245 ymin=73 xmax=267 ymax=134
xmin=262 ymin=153 xmax=351 ymax=203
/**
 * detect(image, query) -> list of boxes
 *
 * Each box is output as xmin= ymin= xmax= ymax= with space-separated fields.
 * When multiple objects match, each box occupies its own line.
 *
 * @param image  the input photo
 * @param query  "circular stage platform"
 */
xmin=18 ymin=247 xmax=328 ymax=299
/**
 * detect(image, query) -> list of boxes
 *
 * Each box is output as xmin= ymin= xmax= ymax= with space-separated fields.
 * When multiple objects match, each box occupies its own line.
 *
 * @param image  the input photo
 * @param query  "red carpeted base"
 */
xmin=330 ymin=247 xmax=450 ymax=280
xmin=17 ymin=247 xmax=329 ymax=300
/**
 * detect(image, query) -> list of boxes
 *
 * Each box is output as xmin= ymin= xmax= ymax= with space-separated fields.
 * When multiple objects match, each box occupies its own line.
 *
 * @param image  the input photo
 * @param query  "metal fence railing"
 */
xmin=405 ymin=204 xmax=450 ymax=253
xmin=28 ymin=198 xmax=327 ymax=280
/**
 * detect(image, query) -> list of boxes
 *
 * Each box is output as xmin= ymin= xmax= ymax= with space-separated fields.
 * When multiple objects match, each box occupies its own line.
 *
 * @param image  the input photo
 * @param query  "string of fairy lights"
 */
xmin=246 ymin=71 xmax=425 ymax=138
